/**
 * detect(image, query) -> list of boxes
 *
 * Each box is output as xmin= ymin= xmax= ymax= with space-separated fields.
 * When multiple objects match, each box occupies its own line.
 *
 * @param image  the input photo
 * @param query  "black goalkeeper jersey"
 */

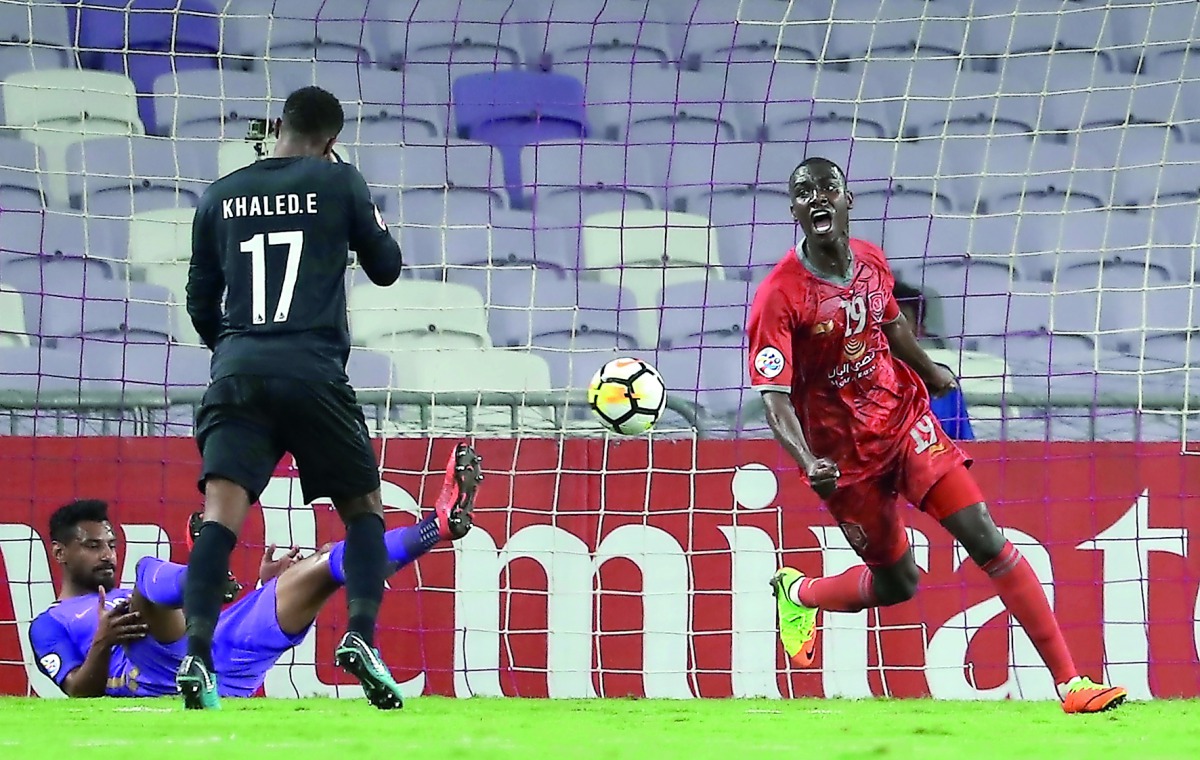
xmin=186 ymin=156 xmax=402 ymax=382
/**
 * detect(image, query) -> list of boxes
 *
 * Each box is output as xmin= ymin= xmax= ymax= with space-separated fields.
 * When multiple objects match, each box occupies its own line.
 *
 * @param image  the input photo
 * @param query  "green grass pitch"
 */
xmin=2 ymin=697 xmax=1197 ymax=759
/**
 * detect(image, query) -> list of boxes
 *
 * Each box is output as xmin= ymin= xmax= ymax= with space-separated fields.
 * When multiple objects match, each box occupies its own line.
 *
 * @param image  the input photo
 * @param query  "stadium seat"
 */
xmin=1108 ymin=0 xmax=1200 ymax=74
xmin=76 ymin=0 xmax=221 ymax=134
xmin=520 ymin=140 xmax=656 ymax=222
xmin=493 ymin=278 xmax=639 ymax=351
xmin=134 ymin=259 xmax=202 ymax=347
xmin=672 ymin=0 xmax=827 ymax=68
xmin=0 ymin=211 xmax=119 ymax=298
xmin=37 ymin=279 xmax=178 ymax=346
xmin=369 ymin=0 xmax=524 ymax=73
xmin=399 ymin=141 xmax=508 ymax=211
xmin=977 ymin=168 xmax=1110 ymax=216
xmin=453 ymin=70 xmax=588 ymax=202
xmin=0 ymin=285 xmax=30 ymax=348
xmin=83 ymin=340 xmax=209 ymax=391
xmin=0 ymin=0 xmax=73 ymax=86
xmin=453 ymin=68 xmax=586 ymax=148
xmin=827 ymin=0 xmax=969 ymax=67
xmin=152 ymin=69 xmax=283 ymax=140
xmin=410 ymin=210 xmax=574 ymax=282
xmin=382 ymin=347 xmax=557 ymax=434
xmin=0 ymin=137 xmax=48 ymax=210
xmin=893 ymin=76 xmax=1048 ymax=141
xmin=520 ymin=0 xmax=673 ymax=68
xmin=616 ymin=66 xmax=740 ymax=146
xmin=349 ymin=280 xmax=491 ymax=351
xmin=218 ymin=0 xmax=376 ymax=72
xmin=1 ymin=69 xmax=144 ymax=205
xmin=126 ymin=207 xmax=194 ymax=268
xmin=711 ymin=217 xmax=796 ymax=281
xmin=65 ymin=135 xmax=211 ymax=211
xmin=653 ymin=342 xmax=748 ymax=424
xmin=732 ymin=68 xmax=895 ymax=142
xmin=653 ymin=141 xmax=795 ymax=214
xmin=656 ymin=279 xmax=752 ymax=350
xmin=1111 ymin=142 xmax=1200 ymax=209
xmin=965 ymin=0 xmax=1115 ymax=73
xmin=320 ymin=68 xmax=446 ymax=143
xmin=581 ymin=209 xmax=722 ymax=345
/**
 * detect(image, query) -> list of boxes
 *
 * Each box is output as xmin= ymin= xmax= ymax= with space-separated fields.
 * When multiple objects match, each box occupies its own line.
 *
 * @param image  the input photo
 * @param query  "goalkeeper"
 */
xmin=29 ymin=445 xmax=479 ymax=703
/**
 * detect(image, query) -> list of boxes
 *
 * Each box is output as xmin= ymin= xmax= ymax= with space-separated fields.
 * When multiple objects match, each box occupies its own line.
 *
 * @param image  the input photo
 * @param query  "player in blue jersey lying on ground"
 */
xmin=28 ymin=444 xmax=481 ymax=703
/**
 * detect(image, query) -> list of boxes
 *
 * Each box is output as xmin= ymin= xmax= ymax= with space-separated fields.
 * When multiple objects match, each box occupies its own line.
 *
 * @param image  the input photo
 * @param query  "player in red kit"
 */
xmin=750 ymin=157 xmax=1126 ymax=714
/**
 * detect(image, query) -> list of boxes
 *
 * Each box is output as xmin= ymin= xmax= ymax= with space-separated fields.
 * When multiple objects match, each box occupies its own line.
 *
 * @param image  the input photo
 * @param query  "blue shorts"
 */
xmin=212 ymin=577 xmax=310 ymax=698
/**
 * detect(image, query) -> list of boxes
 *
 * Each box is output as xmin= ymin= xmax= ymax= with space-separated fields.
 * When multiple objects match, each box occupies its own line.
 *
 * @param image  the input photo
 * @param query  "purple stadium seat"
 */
xmin=0 ymin=212 xmax=118 ymax=307
xmin=0 ymin=138 xmax=47 ymax=210
xmin=521 ymin=0 xmax=673 ymax=68
xmin=0 ymin=345 xmax=83 ymax=392
xmin=491 ymin=278 xmax=639 ymax=351
xmin=369 ymin=0 xmax=524 ymax=72
xmin=81 ymin=340 xmax=209 ymax=389
xmin=828 ymin=0 xmax=968 ymax=67
xmin=399 ymin=142 xmax=507 ymax=210
xmin=656 ymin=279 xmax=752 ymax=349
xmin=65 ymin=135 xmax=211 ymax=210
xmin=308 ymin=67 xmax=447 ymax=143
xmin=966 ymin=0 xmax=1115 ymax=72
xmin=453 ymin=70 xmax=587 ymax=203
xmin=219 ymin=0 xmax=375 ymax=72
xmin=674 ymin=0 xmax=828 ymax=68
xmin=0 ymin=1 xmax=72 ymax=87
xmin=38 ymin=280 xmax=177 ymax=346
xmin=78 ymin=0 xmax=221 ymax=133
xmin=535 ymin=346 xmax=626 ymax=392
xmin=346 ymin=348 xmax=400 ymax=392
xmin=152 ymin=69 xmax=280 ymax=139
xmin=519 ymin=140 xmax=656 ymax=219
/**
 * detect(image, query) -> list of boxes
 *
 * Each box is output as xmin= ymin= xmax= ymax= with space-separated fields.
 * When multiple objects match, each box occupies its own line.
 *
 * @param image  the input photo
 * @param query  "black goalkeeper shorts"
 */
xmin=195 ymin=375 xmax=381 ymax=504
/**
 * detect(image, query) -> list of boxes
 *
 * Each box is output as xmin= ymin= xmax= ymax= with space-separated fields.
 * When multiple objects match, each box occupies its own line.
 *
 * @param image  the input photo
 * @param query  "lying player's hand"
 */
xmin=924 ymin=365 xmax=958 ymax=398
xmin=92 ymin=587 xmax=148 ymax=649
xmin=259 ymin=544 xmax=302 ymax=584
xmin=806 ymin=457 xmax=841 ymax=500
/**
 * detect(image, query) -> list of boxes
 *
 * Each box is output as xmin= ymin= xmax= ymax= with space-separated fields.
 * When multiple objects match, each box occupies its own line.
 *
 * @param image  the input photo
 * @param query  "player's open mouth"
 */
xmin=811 ymin=209 xmax=834 ymax=234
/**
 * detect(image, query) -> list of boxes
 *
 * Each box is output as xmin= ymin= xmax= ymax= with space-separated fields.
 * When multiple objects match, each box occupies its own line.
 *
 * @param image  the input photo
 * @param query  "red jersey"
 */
xmin=747 ymin=238 xmax=931 ymax=484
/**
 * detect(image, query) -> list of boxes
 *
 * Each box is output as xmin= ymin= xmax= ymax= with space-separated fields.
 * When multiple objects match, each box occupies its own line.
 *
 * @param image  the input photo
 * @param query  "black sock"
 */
xmin=183 ymin=521 xmax=237 ymax=670
xmin=343 ymin=512 xmax=387 ymax=647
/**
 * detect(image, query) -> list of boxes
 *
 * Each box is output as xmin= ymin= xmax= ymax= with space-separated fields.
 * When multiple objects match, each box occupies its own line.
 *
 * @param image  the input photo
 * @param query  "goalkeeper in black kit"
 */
xmin=182 ymin=85 xmax=480 ymax=710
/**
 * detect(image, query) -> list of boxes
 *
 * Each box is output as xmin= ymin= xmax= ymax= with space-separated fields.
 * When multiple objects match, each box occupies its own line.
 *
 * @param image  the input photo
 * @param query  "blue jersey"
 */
xmin=28 ymin=579 xmax=307 ymax=698
xmin=929 ymin=384 xmax=975 ymax=441
xmin=28 ymin=590 xmax=184 ymax=697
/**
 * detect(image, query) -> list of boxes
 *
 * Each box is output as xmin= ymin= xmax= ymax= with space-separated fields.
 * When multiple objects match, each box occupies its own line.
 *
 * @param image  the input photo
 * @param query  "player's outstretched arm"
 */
xmin=763 ymin=392 xmax=840 ymax=499
xmin=882 ymin=313 xmax=956 ymax=397
xmin=345 ymin=165 xmax=402 ymax=286
xmin=186 ymin=199 xmax=226 ymax=350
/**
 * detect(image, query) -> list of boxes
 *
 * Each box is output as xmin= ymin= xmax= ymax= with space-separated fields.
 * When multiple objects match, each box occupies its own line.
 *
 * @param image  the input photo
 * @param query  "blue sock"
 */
xmin=328 ymin=515 xmax=442 ymax=586
xmin=135 ymin=556 xmax=187 ymax=607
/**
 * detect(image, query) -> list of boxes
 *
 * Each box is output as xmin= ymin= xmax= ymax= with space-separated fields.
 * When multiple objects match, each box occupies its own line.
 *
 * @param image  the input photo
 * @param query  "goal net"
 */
xmin=0 ymin=0 xmax=1197 ymax=700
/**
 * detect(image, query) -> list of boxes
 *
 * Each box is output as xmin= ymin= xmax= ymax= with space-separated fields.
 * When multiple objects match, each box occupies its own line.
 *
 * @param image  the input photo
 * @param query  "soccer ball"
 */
xmin=587 ymin=357 xmax=667 ymax=436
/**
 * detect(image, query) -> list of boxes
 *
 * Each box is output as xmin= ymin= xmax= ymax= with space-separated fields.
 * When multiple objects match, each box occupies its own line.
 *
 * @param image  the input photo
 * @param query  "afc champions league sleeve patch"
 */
xmin=754 ymin=346 xmax=785 ymax=379
xmin=373 ymin=204 xmax=387 ymax=231
xmin=39 ymin=653 xmax=61 ymax=678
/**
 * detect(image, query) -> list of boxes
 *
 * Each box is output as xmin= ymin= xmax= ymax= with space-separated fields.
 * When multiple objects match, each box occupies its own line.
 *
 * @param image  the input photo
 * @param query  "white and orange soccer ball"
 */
xmin=587 ymin=357 xmax=667 ymax=436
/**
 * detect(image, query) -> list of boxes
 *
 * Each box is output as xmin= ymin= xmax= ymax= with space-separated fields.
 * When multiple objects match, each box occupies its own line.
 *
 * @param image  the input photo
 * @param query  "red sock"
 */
xmin=796 ymin=566 xmax=878 ymax=612
xmin=982 ymin=541 xmax=1077 ymax=685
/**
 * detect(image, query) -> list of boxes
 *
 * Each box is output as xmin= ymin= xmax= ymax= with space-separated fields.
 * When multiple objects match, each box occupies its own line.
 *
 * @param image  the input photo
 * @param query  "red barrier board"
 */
xmin=1 ymin=437 xmax=1197 ymax=699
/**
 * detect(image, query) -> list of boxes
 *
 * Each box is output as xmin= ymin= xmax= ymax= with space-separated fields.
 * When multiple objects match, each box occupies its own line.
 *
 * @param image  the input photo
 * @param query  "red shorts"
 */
xmin=824 ymin=413 xmax=981 ymax=567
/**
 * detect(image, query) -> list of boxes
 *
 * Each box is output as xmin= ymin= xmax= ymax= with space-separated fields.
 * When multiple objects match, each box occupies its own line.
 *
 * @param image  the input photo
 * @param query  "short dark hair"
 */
xmin=49 ymin=499 xmax=110 ymax=544
xmin=790 ymin=156 xmax=847 ymax=191
xmin=281 ymin=86 xmax=345 ymax=143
